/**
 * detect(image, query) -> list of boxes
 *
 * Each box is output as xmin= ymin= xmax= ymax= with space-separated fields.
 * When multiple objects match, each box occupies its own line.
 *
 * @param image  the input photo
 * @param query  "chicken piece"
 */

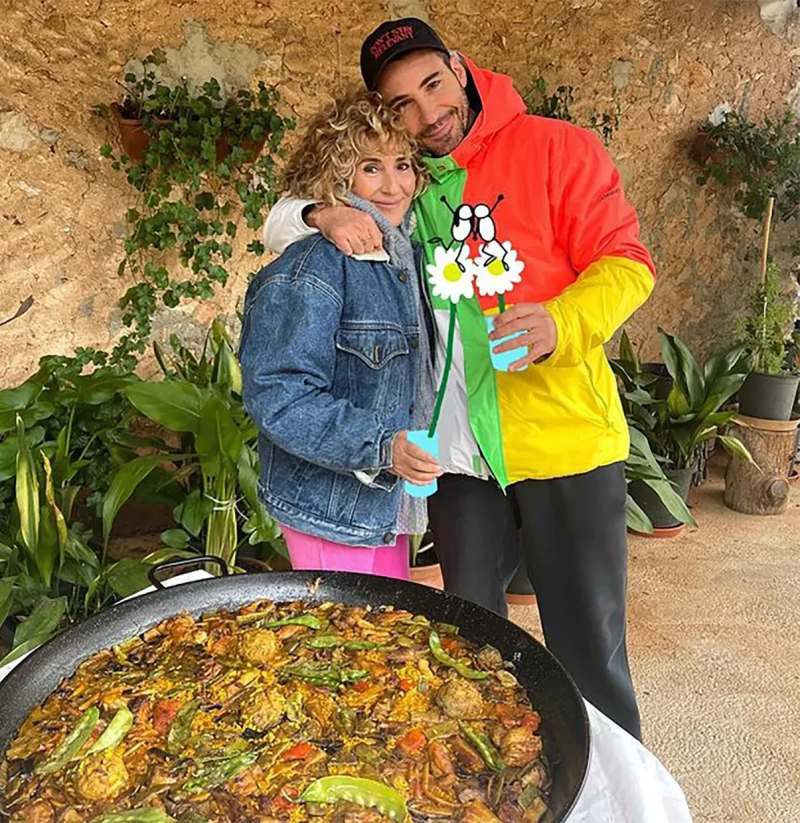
xmin=227 ymin=765 xmax=262 ymax=797
xmin=165 ymin=613 xmax=196 ymax=645
xmin=451 ymin=737 xmax=484 ymax=773
xmin=128 ymin=695 xmax=151 ymax=726
xmin=59 ymin=810 xmax=84 ymax=823
xmin=75 ymin=749 xmax=129 ymax=802
xmin=458 ymin=800 xmax=503 ymax=822
xmin=241 ymin=689 xmax=286 ymax=730
xmin=152 ymin=698 xmax=182 ymax=735
xmin=428 ymin=740 xmax=456 ymax=788
xmin=11 ymin=800 xmax=54 ymax=823
xmin=435 ymin=679 xmax=483 ymax=719
xmin=239 ymin=628 xmax=280 ymax=665
xmin=496 ymin=725 xmax=543 ymax=768
xmin=304 ymin=692 xmax=338 ymax=731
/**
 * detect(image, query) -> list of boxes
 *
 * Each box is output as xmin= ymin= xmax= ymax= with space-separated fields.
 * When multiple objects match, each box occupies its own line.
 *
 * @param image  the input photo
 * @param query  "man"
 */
xmin=263 ymin=18 xmax=655 ymax=740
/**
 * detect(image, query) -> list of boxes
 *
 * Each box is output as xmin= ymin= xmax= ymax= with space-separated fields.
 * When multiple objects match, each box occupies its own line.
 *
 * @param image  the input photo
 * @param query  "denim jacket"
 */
xmin=240 ymin=234 xmax=432 ymax=547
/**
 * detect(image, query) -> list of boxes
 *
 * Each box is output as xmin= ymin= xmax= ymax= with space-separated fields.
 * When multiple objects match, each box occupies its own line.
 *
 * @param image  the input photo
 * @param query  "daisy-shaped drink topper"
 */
xmin=427 ymin=245 xmax=475 ymax=304
xmin=475 ymin=241 xmax=524 ymax=299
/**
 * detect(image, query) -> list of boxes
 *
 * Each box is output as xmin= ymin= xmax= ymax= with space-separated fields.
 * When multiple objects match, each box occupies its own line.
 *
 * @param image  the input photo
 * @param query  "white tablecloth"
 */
xmin=0 ymin=571 xmax=693 ymax=822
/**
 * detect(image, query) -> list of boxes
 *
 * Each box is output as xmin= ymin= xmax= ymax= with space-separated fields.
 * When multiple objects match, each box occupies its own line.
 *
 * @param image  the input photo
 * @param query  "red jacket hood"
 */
xmin=452 ymin=55 xmax=527 ymax=168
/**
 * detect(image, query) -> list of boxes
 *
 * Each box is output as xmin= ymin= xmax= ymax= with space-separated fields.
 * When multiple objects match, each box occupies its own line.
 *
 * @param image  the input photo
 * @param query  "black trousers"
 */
xmin=427 ymin=463 xmax=641 ymax=740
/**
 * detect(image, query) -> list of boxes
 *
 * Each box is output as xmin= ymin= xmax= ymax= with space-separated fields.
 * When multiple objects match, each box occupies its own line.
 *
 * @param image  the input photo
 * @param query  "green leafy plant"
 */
xmin=103 ymin=319 xmax=287 ymax=571
xmin=0 ymin=348 xmax=139 ymax=520
xmin=624 ymin=425 xmax=696 ymax=533
xmin=694 ymin=109 xmax=800 ymax=225
xmin=738 ymin=260 xmax=796 ymax=375
xmin=522 ymin=77 xmax=620 ymax=144
xmin=613 ymin=329 xmax=756 ymax=471
xmin=409 ymin=532 xmax=435 ymax=568
xmin=0 ymin=417 xmax=150 ymax=667
xmin=95 ymin=60 xmax=294 ymax=368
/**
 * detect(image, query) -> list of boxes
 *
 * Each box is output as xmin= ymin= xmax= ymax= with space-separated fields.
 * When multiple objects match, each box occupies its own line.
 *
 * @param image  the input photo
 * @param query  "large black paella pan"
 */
xmin=0 ymin=563 xmax=590 ymax=821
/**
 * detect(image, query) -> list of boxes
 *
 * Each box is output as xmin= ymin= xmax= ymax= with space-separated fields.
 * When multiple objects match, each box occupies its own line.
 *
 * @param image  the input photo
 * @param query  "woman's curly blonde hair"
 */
xmin=282 ymin=89 xmax=427 ymax=207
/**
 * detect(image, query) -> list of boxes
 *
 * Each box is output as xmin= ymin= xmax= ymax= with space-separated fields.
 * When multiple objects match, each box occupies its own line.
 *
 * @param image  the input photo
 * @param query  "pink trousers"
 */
xmin=280 ymin=524 xmax=410 ymax=581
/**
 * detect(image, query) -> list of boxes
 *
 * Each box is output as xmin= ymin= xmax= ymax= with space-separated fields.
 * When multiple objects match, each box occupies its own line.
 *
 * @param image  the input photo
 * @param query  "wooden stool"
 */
xmin=724 ymin=414 xmax=800 ymax=515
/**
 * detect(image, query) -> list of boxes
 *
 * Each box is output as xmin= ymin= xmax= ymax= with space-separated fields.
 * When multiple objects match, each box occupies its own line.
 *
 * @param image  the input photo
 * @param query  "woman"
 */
xmin=240 ymin=91 xmax=439 ymax=580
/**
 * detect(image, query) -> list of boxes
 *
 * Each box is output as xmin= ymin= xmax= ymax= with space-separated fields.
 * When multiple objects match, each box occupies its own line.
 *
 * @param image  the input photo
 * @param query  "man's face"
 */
xmin=377 ymin=50 xmax=471 ymax=157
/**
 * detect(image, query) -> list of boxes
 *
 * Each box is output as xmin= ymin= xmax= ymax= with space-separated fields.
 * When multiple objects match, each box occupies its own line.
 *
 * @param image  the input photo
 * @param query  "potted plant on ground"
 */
xmin=102 ymin=319 xmax=288 ymax=574
xmin=736 ymin=199 xmax=799 ymax=421
xmin=737 ymin=259 xmax=799 ymax=420
xmin=614 ymin=329 xmax=756 ymax=534
xmin=0 ymin=417 xmax=151 ymax=666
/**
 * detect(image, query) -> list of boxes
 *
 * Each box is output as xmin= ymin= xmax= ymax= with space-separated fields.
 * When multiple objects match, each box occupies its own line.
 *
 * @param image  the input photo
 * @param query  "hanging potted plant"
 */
xmin=614 ymin=329 xmax=756 ymax=535
xmin=93 ymin=66 xmax=293 ymax=370
xmin=96 ymin=59 xmax=275 ymax=164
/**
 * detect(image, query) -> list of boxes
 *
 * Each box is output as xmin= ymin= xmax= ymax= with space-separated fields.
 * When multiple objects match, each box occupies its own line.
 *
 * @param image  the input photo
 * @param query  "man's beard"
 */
xmin=420 ymin=94 xmax=472 ymax=157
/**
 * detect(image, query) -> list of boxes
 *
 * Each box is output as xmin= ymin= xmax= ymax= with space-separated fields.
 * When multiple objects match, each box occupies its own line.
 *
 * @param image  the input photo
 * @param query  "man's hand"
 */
xmin=489 ymin=303 xmax=558 ymax=371
xmin=306 ymin=205 xmax=384 ymax=256
xmin=390 ymin=431 xmax=442 ymax=485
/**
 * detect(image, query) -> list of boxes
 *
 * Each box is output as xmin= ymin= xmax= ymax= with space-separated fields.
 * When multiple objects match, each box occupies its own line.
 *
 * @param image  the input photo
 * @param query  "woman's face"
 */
xmin=351 ymin=146 xmax=416 ymax=227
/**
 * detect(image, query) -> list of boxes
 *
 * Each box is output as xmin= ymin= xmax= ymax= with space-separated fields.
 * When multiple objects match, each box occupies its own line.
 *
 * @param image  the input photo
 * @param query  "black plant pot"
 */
xmin=629 ymin=466 xmax=693 ymax=531
xmin=738 ymin=372 xmax=800 ymax=422
xmin=641 ymin=363 xmax=673 ymax=400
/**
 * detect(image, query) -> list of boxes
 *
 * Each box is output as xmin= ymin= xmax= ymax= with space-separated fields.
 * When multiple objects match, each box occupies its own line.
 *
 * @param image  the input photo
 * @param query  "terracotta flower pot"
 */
xmin=112 ymin=104 xmax=265 ymax=165
xmin=410 ymin=561 xmax=443 ymax=590
xmin=628 ymin=523 xmax=687 ymax=539
xmin=111 ymin=104 xmax=170 ymax=162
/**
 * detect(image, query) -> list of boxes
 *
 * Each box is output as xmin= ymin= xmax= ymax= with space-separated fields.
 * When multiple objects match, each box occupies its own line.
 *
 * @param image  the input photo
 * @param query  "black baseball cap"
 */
xmin=360 ymin=17 xmax=450 ymax=91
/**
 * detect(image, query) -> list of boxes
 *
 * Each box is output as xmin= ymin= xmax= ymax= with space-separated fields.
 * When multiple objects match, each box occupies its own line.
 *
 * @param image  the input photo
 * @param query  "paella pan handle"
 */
xmin=147 ymin=555 xmax=230 ymax=590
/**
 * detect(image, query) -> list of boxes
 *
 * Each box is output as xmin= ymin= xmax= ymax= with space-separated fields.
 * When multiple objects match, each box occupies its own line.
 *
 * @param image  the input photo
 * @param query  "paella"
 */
xmin=0 ymin=600 xmax=551 ymax=823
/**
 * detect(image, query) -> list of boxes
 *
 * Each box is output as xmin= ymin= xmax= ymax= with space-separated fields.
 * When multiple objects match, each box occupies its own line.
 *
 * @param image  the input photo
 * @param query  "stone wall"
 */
xmin=2 ymin=0 xmax=800 ymax=387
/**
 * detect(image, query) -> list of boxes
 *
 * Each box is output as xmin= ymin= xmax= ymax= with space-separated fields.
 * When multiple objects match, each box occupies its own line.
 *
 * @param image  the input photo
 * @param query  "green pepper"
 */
xmin=433 ymin=621 xmax=460 ymax=636
xmin=460 ymin=723 xmax=505 ymax=772
xmin=428 ymin=631 xmax=488 ymax=681
xmin=300 ymin=776 xmax=407 ymax=821
xmin=235 ymin=609 xmax=275 ymax=625
xmin=86 ymin=708 xmax=134 ymax=755
xmin=281 ymin=663 xmax=368 ymax=688
xmin=262 ymin=613 xmax=321 ymax=630
xmin=183 ymin=749 xmax=260 ymax=793
xmin=90 ymin=809 xmax=177 ymax=823
xmin=304 ymin=635 xmax=378 ymax=650
xmin=36 ymin=707 xmax=100 ymax=775
xmin=344 ymin=639 xmax=379 ymax=651
xmin=167 ymin=698 xmax=201 ymax=754
xmin=304 ymin=635 xmax=341 ymax=649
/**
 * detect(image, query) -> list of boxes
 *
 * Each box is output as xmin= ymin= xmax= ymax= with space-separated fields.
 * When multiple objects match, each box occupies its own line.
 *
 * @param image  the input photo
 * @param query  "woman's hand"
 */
xmin=307 ymin=205 xmax=384 ymax=256
xmin=391 ymin=432 xmax=442 ymax=485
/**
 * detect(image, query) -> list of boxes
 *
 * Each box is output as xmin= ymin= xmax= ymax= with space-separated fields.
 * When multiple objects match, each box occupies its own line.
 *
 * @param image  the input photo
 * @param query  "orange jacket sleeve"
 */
xmin=544 ymin=125 xmax=655 ymax=367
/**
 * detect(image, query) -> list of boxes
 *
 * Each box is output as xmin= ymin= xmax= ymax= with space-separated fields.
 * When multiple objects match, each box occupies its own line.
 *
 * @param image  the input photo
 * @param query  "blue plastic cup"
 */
xmin=486 ymin=315 xmax=528 ymax=372
xmin=404 ymin=430 xmax=439 ymax=498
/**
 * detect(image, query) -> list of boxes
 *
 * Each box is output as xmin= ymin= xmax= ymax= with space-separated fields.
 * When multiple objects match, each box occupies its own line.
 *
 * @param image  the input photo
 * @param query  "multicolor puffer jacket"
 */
xmin=411 ymin=56 xmax=656 ymax=488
